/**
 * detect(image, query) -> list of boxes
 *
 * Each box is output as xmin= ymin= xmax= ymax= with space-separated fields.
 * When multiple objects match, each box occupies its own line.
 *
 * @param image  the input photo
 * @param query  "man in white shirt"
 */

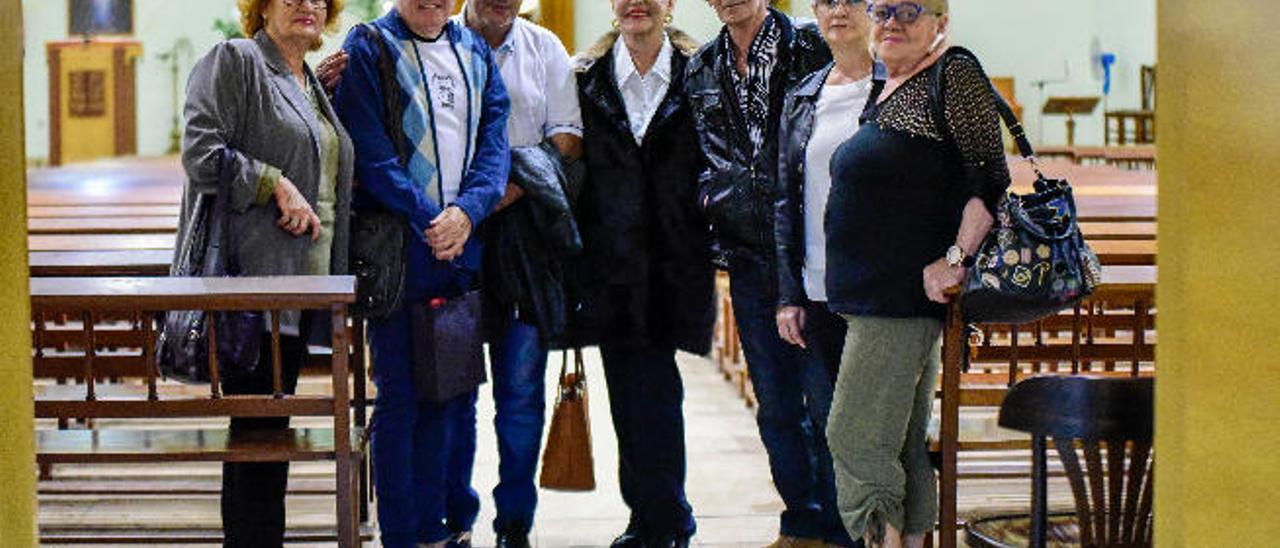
xmin=457 ymin=3 xmax=582 ymax=548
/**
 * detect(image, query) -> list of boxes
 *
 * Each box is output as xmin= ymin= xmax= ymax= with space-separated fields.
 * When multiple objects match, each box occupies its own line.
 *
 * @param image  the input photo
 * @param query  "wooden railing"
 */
xmin=31 ymin=275 xmax=367 ymax=546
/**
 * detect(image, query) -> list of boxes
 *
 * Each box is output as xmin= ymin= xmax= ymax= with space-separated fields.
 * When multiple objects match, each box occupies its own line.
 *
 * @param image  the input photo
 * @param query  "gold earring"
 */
xmin=664 ymin=13 xmax=673 ymax=25
xmin=612 ymin=18 xmax=620 ymax=29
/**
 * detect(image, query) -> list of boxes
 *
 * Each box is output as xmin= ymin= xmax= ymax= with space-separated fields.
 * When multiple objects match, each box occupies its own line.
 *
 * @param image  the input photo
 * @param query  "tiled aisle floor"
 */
xmin=40 ymin=349 xmax=1051 ymax=547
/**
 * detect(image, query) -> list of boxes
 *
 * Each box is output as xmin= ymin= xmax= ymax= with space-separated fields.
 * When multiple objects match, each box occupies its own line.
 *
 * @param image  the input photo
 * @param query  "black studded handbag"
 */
xmin=930 ymin=47 xmax=1102 ymax=324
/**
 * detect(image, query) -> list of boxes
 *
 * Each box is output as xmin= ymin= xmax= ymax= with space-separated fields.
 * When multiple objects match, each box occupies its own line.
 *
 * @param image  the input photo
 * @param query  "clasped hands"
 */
xmin=425 ymin=206 xmax=472 ymax=262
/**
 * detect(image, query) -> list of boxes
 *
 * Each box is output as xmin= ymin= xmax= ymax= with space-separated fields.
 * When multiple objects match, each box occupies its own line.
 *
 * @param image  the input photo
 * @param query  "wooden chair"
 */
xmin=934 ymin=266 xmax=1155 ymax=548
xmin=966 ymin=376 xmax=1154 ymax=548
xmin=31 ymin=276 xmax=369 ymax=546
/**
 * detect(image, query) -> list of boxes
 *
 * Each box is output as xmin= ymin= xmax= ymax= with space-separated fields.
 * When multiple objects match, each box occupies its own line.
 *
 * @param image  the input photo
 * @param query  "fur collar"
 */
xmin=573 ymin=27 xmax=701 ymax=73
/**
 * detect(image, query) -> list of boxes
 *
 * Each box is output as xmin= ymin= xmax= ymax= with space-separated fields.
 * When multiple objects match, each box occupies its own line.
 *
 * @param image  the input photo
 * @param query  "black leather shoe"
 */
xmin=610 ymin=531 xmax=646 ymax=548
xmin=646 ymin=534 xmax=691 ymax=548
xmin=494 ymin=531 xmax=531 ymax=548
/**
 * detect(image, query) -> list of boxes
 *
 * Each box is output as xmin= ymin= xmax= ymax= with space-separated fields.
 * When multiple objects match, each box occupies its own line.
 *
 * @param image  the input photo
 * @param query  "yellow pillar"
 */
xmin=1156 ymin=2 xmax=1280 ymax=546
xmin=0 ymin=1 xmax=35 ymax=546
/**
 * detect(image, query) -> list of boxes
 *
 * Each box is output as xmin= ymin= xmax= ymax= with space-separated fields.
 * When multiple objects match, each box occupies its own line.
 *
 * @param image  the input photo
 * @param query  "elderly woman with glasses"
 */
xmin=772 ymin=0 xmax=883 ymax=545
xmin=181 ymin=0 xmax=351 ymax=544
xmin=821 ymin=0 xmax=1009 ymax=546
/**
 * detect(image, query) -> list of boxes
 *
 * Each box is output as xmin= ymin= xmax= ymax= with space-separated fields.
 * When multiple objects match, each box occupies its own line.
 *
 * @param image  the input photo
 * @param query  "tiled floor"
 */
xmin=38 ymin=350 xmax=1053 ymax=547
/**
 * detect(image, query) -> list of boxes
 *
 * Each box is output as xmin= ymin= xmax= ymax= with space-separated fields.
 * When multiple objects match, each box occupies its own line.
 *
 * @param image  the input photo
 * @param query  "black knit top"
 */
xmin=824 ymin=51 xmax=1011 ymax=319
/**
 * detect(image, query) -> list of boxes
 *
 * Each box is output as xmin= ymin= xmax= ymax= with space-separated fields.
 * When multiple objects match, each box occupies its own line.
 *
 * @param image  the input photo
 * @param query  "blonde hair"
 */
xmin=238 ymin=0 xmax=345 ymax=48
xmin=919 ymin=0 xmax=947 ymax=15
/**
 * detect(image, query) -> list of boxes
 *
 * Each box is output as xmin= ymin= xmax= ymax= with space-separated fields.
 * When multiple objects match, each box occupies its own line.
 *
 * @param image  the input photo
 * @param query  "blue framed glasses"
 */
xmin=815 ymin=0 xmax=865 ymax=11
xmin=866 ymin=2 xmax=928 ymax=24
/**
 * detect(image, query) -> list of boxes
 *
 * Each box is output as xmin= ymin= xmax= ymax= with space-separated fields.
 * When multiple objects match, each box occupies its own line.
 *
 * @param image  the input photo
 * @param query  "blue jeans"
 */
xmin=599 ymin=343 xmax=696 ymax=540
xmin=487 ymin=319 xmax=549 ymax=533
xmin=368 ymin=304 xmax=480 ymax=548
xmin=729 ymin=262 xmax=857 ymax=546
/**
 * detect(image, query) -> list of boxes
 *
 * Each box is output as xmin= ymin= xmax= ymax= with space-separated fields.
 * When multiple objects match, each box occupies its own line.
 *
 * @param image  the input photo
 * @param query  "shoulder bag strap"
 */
xmin=927 ymin=46 xmax=1039 ymax=173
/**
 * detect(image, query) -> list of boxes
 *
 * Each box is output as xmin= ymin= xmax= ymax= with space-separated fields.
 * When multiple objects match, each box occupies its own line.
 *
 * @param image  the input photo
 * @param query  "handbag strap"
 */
xmin=555 ymin=348 xmax=587 ymax=404
xmin=927 ymin=46 xmax=1041 ymax=177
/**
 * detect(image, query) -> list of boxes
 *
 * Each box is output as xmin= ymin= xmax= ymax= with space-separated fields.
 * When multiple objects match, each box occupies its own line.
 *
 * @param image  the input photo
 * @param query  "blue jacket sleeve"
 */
xmin=450 ymin=43 xmax=509 ymax=229
xmin=332 ymin=28 xmax=441 ymax=238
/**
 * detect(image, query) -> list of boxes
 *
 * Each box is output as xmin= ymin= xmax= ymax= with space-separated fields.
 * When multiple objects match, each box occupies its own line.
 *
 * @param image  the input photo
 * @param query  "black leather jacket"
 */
xmin=774 ymin=62 xmax=885 ymax=307
xmin=686 ymin=9 xmax=831 ymax=269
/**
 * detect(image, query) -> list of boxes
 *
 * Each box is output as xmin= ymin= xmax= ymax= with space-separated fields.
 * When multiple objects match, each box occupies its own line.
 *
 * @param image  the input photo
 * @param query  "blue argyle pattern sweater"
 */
xmin=334 ymin=10 xmax=510 ymax=299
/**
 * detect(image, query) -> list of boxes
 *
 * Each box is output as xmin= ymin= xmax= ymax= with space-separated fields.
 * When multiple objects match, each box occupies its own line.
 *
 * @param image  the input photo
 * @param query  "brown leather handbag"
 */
xmin=538 ymin=348 xmax=595 ymax=491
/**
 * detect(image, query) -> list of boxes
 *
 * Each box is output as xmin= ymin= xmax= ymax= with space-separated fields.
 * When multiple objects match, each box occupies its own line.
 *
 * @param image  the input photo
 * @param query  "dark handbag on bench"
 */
xmin=157 ymin=149 xmax=263 ymax=383
xmin=929 ymin=47 xmax=1103 ymax=324
xmin=410 ymin=289 xmax=487 ymax=403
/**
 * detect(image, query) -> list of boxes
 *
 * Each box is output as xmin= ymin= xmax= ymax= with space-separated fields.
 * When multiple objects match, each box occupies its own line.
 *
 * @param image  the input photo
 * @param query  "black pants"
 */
xmin=599 ymin=343 xmax=695 ymax=540
xmin=220 ymin=328 xmax=305 ymax=548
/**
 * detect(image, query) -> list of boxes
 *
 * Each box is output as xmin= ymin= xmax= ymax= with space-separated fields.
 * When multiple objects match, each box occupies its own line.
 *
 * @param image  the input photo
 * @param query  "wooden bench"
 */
xmin=934 ymin=265 xmax=1156 ymax=548
xmin=29 ymin=234 xmax=176 ymax=252
xmin=31 ymin=276 xmax=367 ymax=546
xmin=30 ymin=249 xmax=173 ymax=277
xmin=29 ymin=216 xmax=179 ymax=235
xmin=28 ymin=204 xmax=179 ymax=218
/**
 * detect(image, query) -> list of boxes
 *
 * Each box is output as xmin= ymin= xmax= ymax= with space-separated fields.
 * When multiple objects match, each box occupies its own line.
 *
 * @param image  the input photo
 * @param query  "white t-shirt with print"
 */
xmin=414 ymin=37 xmax=467 ymax=204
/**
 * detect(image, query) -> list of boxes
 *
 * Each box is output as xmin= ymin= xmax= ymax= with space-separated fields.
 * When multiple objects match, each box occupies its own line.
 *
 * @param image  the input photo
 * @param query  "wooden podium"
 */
xmin=47 ymin=39 xmax=143 ymax=165
xmin=1043 ymin=96 xmax=1100 ymax=147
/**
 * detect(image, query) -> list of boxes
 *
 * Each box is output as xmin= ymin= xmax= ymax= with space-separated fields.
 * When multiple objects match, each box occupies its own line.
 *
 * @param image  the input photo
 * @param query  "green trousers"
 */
xmin=827 ymin=315 xmax=942 ymax=543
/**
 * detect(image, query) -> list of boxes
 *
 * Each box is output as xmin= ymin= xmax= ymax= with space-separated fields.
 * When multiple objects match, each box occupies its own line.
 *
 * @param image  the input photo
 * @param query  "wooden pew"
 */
xmin=29 ymin=234 xmax=176 ymax=252
xmin=28 ymin=205 xmax=179 ymax=218
xmin=30 ymin=250 xmax=172 ymax=277
xmin=934 ymin=266 xmax=1156 ymax=548
xmin=31 ymin=276 xmax=367 ymax=546
xmin=29 ymin=216 xmax=179 ymax=235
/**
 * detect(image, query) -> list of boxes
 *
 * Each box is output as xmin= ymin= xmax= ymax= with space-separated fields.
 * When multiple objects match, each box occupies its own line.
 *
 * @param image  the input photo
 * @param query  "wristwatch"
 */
xmin=946 ymin=245 xmax=975 ymax=268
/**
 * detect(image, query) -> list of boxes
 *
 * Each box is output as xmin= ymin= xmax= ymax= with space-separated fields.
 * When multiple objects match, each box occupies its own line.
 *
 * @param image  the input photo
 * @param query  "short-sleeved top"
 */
xmin=802 ymin=75 xmax=874 ymax=302
xmin=457 ymin=15 xmax=583 ymax=147
xmin=825 ymin=52 xmax=1011 ymax=319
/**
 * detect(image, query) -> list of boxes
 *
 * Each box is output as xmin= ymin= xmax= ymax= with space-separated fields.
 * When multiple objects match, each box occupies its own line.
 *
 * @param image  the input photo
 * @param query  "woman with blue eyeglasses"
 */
xmin=821 ymin=0 xmax=1009 ymax=547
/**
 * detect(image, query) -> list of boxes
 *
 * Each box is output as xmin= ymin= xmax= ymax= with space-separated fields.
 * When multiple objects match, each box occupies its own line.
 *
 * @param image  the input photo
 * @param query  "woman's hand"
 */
xmin=776 ymin=306 xmax=807 ymax=348
xmin=273 ymin=177 xmax=322 ymax=241
xmin=923 ymin=257 xmax=965 ymax=304
xmin=425 ymin=206 xmax=473 ymax=261
xmin=316 ymin=49 xmax=349 ymax=94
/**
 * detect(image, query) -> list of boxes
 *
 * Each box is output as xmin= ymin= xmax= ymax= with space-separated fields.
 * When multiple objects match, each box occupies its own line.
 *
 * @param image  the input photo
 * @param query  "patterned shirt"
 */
xmin=725 ymin=13 xmax=781 ymax=156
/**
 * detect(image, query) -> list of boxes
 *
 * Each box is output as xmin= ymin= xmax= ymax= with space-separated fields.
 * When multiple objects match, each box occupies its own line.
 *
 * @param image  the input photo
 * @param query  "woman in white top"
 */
xmin=570 ymin=1 xmax=714 ymax=546
xmin=773 ymin=1 xmax=882 ymax=545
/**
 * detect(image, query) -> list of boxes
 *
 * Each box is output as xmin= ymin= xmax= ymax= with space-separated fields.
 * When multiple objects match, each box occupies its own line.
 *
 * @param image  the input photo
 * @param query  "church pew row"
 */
xmin=29 ymin=275 xmax=367 ymax=546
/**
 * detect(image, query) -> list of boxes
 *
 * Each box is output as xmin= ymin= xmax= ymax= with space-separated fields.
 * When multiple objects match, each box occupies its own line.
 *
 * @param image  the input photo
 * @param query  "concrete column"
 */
xmin=1156 ymin=1 xmax=1280 ymax=545
xmin=0 ymin=1 xmax=36 ymax=546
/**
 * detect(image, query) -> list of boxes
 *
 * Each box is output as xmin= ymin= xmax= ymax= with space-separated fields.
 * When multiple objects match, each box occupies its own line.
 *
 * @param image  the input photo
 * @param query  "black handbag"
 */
xmin=930 ymin=47 xmax=1102 ymax=324
xmin=350 ymin=208 xmax=408 ymax=319
xmin=410 ymin=289 xmax=487 ymax=403
xmin=349 ymin=22 xmax=413 ymax=320
xmin=157 ymin=149 xmax=263 ymax=383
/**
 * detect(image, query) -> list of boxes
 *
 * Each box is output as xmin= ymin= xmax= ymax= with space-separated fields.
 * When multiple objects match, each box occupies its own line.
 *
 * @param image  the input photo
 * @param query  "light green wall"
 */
xmin=20 ymin=0 xmax=361 ymax=164
xmin=21 ymin=0 xmax=1153 ymax=161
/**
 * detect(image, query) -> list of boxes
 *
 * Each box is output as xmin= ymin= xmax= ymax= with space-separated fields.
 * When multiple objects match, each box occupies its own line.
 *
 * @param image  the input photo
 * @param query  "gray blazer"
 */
xmin=180 ymin=30 xmax=354 ymax=279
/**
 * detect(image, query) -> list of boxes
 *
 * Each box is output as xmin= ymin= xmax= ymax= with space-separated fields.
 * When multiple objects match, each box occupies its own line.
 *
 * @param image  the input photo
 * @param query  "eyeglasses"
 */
xmin=281 ymin=0 xmax=330 ymax=10
xmin=815 ymin=0 xmax=864 ymax=11
xmin=866 ymin=2 xmax=929 ymax=24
